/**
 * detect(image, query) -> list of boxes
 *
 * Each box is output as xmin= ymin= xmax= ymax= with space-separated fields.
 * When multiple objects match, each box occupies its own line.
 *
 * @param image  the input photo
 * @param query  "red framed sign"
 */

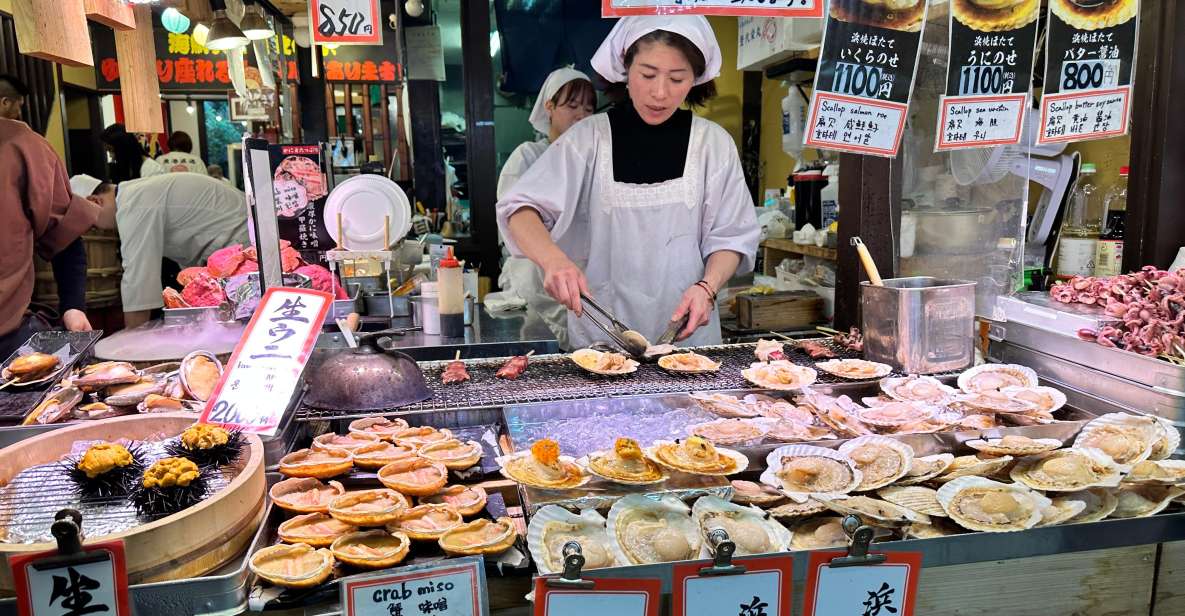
xmin=533 ymin=577 xmax=661 ymax=616
xmin=1037 ymin=86 xmax=1131 ymax=144
xmin=311 ymin=0 xmax=384 ymax=46
xmin=805 ymin=92 xmax=911 ymax=156
xmin=341 ymin=557 xmax=486 ymax=616
xmin=801 ymin=551 xmax=923 ymax=616
xmin=671 ymin=556 xmax=793 ymax=616
xmin=935 ymin=93 xmax=1029 ymax=150
xmin=602 ymin=0 xmax=822 ymax=18
xmin=11 ymin=539 xmax=132 ymax=616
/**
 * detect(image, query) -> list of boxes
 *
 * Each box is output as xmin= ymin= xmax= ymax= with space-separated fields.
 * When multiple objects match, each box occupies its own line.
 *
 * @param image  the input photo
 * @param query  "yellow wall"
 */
xmin=1067 ymin=135 xmax=1131 ymax=206
xmin=702 ymin=16 xmax=743 ymax=145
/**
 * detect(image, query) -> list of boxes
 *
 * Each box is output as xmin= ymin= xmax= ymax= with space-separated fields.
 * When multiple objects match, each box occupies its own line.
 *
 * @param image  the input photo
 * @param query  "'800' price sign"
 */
xmin=199 ymin=288 xmax=332 ymax=436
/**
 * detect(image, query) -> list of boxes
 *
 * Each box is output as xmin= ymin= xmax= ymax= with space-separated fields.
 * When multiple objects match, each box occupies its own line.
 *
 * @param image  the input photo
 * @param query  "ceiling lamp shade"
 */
xmin=239 ymin=5 xmax=274 ymax=41
xmin=161 ymin=8 xmax=191 ymax=34
xmin=206 ymin=9 xmax=248 ymax=51
xmin=192 ymin=22 xmax=210 ymax=47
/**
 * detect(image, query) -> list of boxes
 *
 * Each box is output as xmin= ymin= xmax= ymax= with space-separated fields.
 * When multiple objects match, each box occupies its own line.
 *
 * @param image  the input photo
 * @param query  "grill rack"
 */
xmin=298 ymin=340 xmax=947 ymax=421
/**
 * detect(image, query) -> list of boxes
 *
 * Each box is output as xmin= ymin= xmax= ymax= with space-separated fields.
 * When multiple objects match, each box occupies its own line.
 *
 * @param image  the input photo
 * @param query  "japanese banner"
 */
xmin=935 ymin=0 xmax=1040 ymax=151
xmin=199 ymin=288 xmax=332 ymax=436
xmin=341 ymin=557 xmax=487 ymax=616
xmin=1037 ymin=0 xmax=1139 ymax=144
xmin=312 ymin=0 xmax=383 ymax=46
xmin=805 ymin=0 xmax=928 ymax=156
xmin=602 ymin=0 xmax=822 ymax=18
xmin=11 ymin=540 xmax=132 ymax=616
xmin=671 ymin=556 xmax=792 ymax=616
xmin=801 ymin=551 xmax=923 ymax=616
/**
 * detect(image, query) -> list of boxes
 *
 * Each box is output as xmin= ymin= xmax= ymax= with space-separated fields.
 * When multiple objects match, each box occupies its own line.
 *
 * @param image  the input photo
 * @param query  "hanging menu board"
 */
xmin=934 ymin=0 xmax=1040 ymax=151
xmin=269 ymin=144 xmax=334 ymax=264
xmin=1037 ymin=0 xmax=1139 ymax=145
xmin=804 ymin=0 xmax=929 ymax=157
xmin=602 ymin=0 xmax=822 ymax=18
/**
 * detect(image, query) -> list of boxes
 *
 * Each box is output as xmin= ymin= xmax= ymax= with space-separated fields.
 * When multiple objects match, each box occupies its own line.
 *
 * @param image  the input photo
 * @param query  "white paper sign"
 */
xmin=533 ymin=578 xmax=660 ymax=616
xmin=342 ymin=558 xmax=486 ymax=616
xmin=604 ymin=0 xmax=821 ymax=18
xmin=811 ymin=564 xmax=909 ymax=615
xmin=312 ymin=0 xmax=383 ymax=45
xmin=199 ymin=288 xmax=332 ymax=435
xmin=406 ymin=26 xmax=447 ymax=82
xmin=935 ymin=94 xmax=1028 ymax=150
xmin=684 ymin=572 xmax=782 ymax=616
xmin=1038 ymin=86 xmax=1130 ymax=144
xmin=26 ymin=560 xmax=119 ymax=616
xmin=805 ymin=92 xmax=908 ymax=156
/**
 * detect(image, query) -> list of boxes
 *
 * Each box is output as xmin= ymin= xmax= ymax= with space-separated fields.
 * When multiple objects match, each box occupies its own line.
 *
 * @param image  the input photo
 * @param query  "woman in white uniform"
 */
xmin=496 ymin=16 xmax=760 ymax=349
xmin=496 ymin=68 xmax=596 ymax=348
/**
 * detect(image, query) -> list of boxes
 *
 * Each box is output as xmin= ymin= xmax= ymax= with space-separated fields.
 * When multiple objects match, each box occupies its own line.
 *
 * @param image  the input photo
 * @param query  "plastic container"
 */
xmin=418 ymin=281 xmax=441 ymax=336
xmin=820 ymin=163 xmax=840 ymax=229
xmin=437 ymin=248 xmax=465 ymax=337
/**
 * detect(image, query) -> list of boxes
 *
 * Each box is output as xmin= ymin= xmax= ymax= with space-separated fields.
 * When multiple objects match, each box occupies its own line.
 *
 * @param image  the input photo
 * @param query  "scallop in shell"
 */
xmin=1149 ymin=415 xmax=1181 ymax=461
xmin=957 ymin=363 xmax=1038 ymax=393
xmin=905 ymin=518 xmax=963 ymax=539
xmin=838 ymin=436 xmax=914 ymax=491
xmin=607 ymin=495 xmax=702 ymax=565
xmin=876 ymin=485 xmax=946 ymax=517
xmin=936 ymin=476 xmax=1050 ymax=532
xmin=527 ymin=507 xmax=618 ymax=575
xmin=965 ymin=435 xmax=1063 ymax=457
xmin=688 ymin=393 xmax=761 ymax=419
xmin=790 ymin=516 xmax=850 ymax=550
xmin=688 ymin=418 xmax=773 ymax=446
xmin=570 ymin=349 xmax=639 ymax=376
xmin=1110 ymin=484 xmax=1185 ymax=518
xmin=1000 ymin=386 xmax=1067 ymax=414
xmin=1123 ymin=459 xmax=1185 ymax=485
xmin=765 ymin=420 xmax=835 ymax=443
xmin=1010 ymin=448 xmax=1122 ymax=492
xmin=820 ymin=495 xmax=930 ymax=528
xmin=856 ymin=401 xmax=936 ymax=428
xmin=1072 ymin=413 xmax=1161 ymax=469
xmin=760 ymin=445 xmax=862 ymax=503
xmin=954 ymin=391 xmax=1039 ymax=415
xmin=646 ymin=437 xmax=748 ymax=476
xmin=691 ymin=496 xmax=791 ymax=557
xmin=767 ymin=499 xmax=828 ymax=521
xmin=581 ymin=437 xmax=668 ymax=485
xmin=814 ymin=359 xmax=892 ymax=380
xmin=741 ymin=361 xmax=817 ymax=391
xmin=896 ymin=453 xmax=955 ymax=486
xmin=932 ymin=455 xmax=1014 ymax=483
xmin=179 ymin=351 xmax=223 ymax=402
xmin=729 ymin=480 xmax=787 ymax=507
xmin=497 ymin=439 xmax=588 ymax=490
xmin=749 ymin=396 xmax=816 ymax=424
xmin=1037 ymin=496 xmax=1088 ymax=527
xmin=880 ymin=375 xmax=957 ymax=405
xmin=658 ymin=352 xmax=721 ymax=374
xmin=1063 ymin=488 xmax=1120 ymax=524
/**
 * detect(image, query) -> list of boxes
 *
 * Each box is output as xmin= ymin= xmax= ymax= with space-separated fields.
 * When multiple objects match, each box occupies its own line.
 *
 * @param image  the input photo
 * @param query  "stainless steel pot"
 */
xmin=303 ymin=330 xmax=431 ymax=411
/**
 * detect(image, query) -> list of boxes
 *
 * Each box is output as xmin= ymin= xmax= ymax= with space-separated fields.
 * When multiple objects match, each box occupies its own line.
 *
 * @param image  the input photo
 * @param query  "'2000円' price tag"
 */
xmin=801 ymin=551 xmax=922 ymax=616
xmin=10 ymin=539 xmax=132 ymax=616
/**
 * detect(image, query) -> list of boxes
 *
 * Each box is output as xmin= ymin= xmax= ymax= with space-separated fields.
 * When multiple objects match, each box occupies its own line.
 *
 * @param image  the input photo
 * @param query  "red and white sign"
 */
xmin=199 ymin=287 xmax=332 ymax=436
xmin=342 ymin=558 xmax=485 ymax=616
xmin=936 ymin=94 xmax=1028 ymax=151
xmin=805 ymin=92 xmax=909 ymax=157
xmin=311 ymin=0 xmax=383 ymax=46
xmin=801 ymin=551 xmax=923 ymax=616
xmin=672 ymin=556 xmax=792 ymax=616
xmin=603 ymin=0 xmax=822 ymax=18
xmin=533 ymin=577 xmax=661 ymax=616
xmin=1037 ymin=86 xmax=1130 ymax=145
xmin=11 ymin=539 xmax=132 ymax=616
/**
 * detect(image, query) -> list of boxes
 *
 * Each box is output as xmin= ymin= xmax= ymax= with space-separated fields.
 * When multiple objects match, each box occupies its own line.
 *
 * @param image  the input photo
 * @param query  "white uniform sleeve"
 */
xmin=497 ymin=143 xmax=533 ymax=201
xmin=116 ymin=190 xmax=167 ymax=311
xmin=140 ymin=157 xmax=165 ymax=179
xmin=699 ymin=124 xmax=760 ymax=275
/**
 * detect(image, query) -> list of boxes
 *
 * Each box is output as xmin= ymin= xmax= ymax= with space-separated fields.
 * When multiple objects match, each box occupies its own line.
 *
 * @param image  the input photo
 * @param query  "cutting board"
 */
xmin=735 ymin=290 xmax=824 ymax=331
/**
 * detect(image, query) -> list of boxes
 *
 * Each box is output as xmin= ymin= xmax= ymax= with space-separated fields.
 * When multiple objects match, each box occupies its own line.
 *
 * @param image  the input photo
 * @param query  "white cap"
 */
xmin=69 ymin=174 xmax=102 ymax=197
xmin=528 ymin=67 xmax=591 ymax=135
xmin=591 ymin=15 xmax=721 ymax=86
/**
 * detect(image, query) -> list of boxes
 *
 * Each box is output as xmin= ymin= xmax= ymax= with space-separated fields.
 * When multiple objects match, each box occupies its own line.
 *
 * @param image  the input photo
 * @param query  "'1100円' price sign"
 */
xmin=934 ymin=0 xmax=1040 ymax=150
xmin=804 ymin=0 xmax=928 ymax=156
xmin=801 ymin=551 xmax=922 ymax=616
xmin=199 ymin=287 xmax=332 ymax=436
xmin=341 ymin=557 xmax=487 ymax=616
xmin=1037 ymin=0 xmax=1139 ymax=144
xmin=10 ymin=539 xmax=132 ymax=616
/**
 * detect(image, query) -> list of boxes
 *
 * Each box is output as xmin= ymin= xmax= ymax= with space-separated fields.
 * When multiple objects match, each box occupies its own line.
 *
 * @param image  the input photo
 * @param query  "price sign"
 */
xmin=1037 ymin=0 xmax=1139 ymax=145
xmin=199 ymin=288 xmax=332 ymax=435
xmin=805 ymin=0 xmax=928 ymax=156
xmin=311 ymin=0 xmax=383 ymax=46
xmin=10 ymin=539 xmax=132 ymax=616
xmin=671 ymin=556 xmax=792 ymax=616
xmin=533 ymin=577 xmax=660 ymax=616
xmin=342 ymin=557 xmax=487 ymax=616
xmin=801 ymin=551 xmax=922 ymax=616
xmin=602 ymin=0 xmax=822 ymax=18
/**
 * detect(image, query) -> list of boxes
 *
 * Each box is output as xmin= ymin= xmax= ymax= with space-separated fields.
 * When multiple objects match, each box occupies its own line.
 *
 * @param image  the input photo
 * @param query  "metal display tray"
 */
xmin=989 ymin=319 xmax=1185 ymax=393
xmin=997 ymin=292 xmax=1119 ymax=337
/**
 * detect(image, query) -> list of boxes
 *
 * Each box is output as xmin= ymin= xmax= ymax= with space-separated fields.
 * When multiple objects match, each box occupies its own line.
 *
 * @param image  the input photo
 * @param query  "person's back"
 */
xmin=156 ymin=131 xmax=207 ymax=175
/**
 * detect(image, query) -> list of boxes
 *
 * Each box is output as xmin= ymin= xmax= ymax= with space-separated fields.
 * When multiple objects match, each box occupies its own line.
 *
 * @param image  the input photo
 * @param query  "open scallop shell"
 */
xmin=966 ymin=435 xmax=1063 ymax=457
xmin=876 ymin=486 xmax=946 ymax=517
xmin=815 ymin=359 xmax=892 ymax=380
xmin=691 ymin=496 xmax=792 ymax=557
xmin=579 ymin=442 xmax=669 ymax=486
xmin=1149 ymin=415 xmax=1181 ymax=461
xmin=1072 ymin=413 xmax=1161 ymax=470
xmin=570 ymin=348 xmax=639 ymax=376
xmin=905 ymin=519 xmax=962 ymax=539
xmin=957 ymin=363 xmax=1039 ymax=393
xmin=857 ymin=401 xmax=936 ymax=428
xmin=269 ymin=478 xmax=346 ymax=514
xmin=1123 ymin=459 xmax=1185 ymax=485
xmin=249 ymin=543 xmax=335 ymax=589
xmin=741 ymin=361 xmax=817 ymax=391
xmin=687 ymin=418 xmax=774 ymax=446
xmin=767 ymin=499 xmax=828 ymax=520
xmin=880 ymin=375 xmax=957 ymax=405
xmin=1000 ymin=386 xmax=1067 ymax=414
xmin=1010 ymin=448 xmax=1123 ymax=492
xmin=645 ymin=439 xmax=748 ymax=476
xmin=607 ymin=495 xmax=701 ymax=565
xmin=838 ymin=435 xmax=915 ymax=491
xmin=658 ymin=352 xmax=721 ymax=375
xmin=896 ymin=453 xmax=955 ymax=486
xmin=496 ymin=449 xmax=589 ymax=490
xmin=764 ymin=420 xmax=836 ymax=443
xmin=791 ymin=516 xmax=851 ymax=550
xmin=936 ymin=476 xmax=1050 ymax=532
xmin=527 ymin=507 xmax=618 ymax=575
xmin=820 ymin=495 xmax=931 ymax=528
xmin=1110 ymin=484 xmax=1185 ymax=518
xmin=688 ymin=392 xmax=762 ymax=418
xmin=729 ymin=480 xmax=788 ymax=507
xmin=954 ymin=392 xmax=1040 ymax=415
xmin=932 ymin=455 xmax=1014 ymax=483
xmin=760 ymin=444 xmax=862 ymax=503
xmin=1037 ymin=496 xmax=1088 ymax=527
xmin=1063 ymin=488 xmax=1120 ymax=524
xmin=179 ymin=351 xmax=223 ymax=402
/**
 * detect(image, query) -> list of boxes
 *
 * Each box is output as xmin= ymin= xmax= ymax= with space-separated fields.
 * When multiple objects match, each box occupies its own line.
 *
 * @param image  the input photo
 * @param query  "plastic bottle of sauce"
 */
xmin=437 ymin=247 xmax=465 ymax=337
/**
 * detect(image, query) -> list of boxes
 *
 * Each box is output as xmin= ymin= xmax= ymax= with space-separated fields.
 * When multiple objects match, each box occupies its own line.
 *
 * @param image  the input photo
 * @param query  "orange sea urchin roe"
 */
xmin=181 ymin=424 xmax=230 ymax=450
xmin=615 ymin=438 xmax=643 ymax=460
xmin=531 ymin=439 xmax=560 ymax=466
xmin=143 ymin=457 xmax=200 ymax=488
xmin=78 ymin=443 xmax=133 ymax=479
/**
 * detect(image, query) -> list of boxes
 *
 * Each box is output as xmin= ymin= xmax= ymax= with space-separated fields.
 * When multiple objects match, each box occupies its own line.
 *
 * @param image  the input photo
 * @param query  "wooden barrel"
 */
xmin=33 ymin=228 xmax=123 ymax=309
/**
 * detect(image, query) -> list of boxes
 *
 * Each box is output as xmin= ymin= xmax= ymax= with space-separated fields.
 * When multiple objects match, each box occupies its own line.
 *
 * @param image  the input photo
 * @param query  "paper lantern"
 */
xmin=161 ymin=7 xmax=190 ymax=34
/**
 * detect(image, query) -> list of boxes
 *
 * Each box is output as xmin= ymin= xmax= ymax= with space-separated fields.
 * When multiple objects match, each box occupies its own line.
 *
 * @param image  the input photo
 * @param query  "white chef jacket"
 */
xmin=139 ymin=157 xmax=165 ymax=179
xmin=116 ymin=173 xmax=249 ymax=311
xmin=496 ymin=113 xmax=759 ymax=349
xmin=497 ymin=139 xmax=549 ymax=200
xmin=155 ymin=151 xmax=208 ymax=175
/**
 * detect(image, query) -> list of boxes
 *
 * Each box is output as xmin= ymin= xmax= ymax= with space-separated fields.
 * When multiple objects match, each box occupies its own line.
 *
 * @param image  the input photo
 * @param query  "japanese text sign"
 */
xmin=1037 ymin=0 xmax=1139 ymax=144
xmin=801 ymin=551 xmax=923 ymax=616
xmin=805 ymin=0 xmax=928 ymax=156
xmin=935 ymin=0 xmax=1040 ymax=150
xmin=199 ymin=288 xmax=332 ymax=435
xmin=342 ymin=557 xmax=487 ymax=616
xmin=312 ymin=0 xmax=383 ymax=46
xmin=11 ymin=539 xmax=131 ymax=616
xmin=603 ymin=0 xmax=821 ymax=18
xmin=672 ymin=556 xmax=792 ymax=616
xmin=533 ymin=577 xmax=660 ymax=616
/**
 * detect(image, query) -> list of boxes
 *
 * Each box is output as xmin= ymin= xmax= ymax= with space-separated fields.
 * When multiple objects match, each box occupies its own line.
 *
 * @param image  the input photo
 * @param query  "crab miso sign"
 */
xmin=199 ymin=288 xmax=332 ymax=436
xmin=602 ymin=0 xmax=822 ymax=18
xmin=312 ymin=0 xmax=383 ymax=46
xmin=341 ymin=557 xmax=487 ymax=616
xmin=1037 ymin=0 xmax=1139 ymax=144
xmin=805 ymin=0 xmax=928 ymax=156
xmin=801 ymin=551 xmax=923 ymax=616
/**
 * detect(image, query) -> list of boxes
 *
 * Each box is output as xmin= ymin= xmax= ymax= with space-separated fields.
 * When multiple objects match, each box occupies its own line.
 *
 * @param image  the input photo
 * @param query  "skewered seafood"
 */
xmin=832 ymin=327 xmax=863 ymax=352
xmin=4 ymin=352 xmax=59 ymax=381
xmin=796 ymin=340 xmax=836 ymax=359
xmin=441 ymin=352 xmax=470 ymax=384
xmin=495 ymin=351 xmax=533 ymax=379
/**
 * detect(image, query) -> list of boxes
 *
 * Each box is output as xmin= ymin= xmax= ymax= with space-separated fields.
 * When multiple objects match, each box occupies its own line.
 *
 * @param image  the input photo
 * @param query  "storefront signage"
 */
xmin=532 ymin=577 xmax=661 ymax=616
xmin=269 ymin=144 xmax=334 ymax=264
xmin=935 ymin=0 xmax=1040 ymax=150
xmin=11 ymin=539 xmax=131 ymax=616
xmin=1037 ymin=0 xmax=1139 ymax=144
xmin=804 ymin=0 xmax=928 ymax=157
xmin=671 ymin=556 xmax=792 ymax=616
xmin=801 ymin=551 xmax=923 ymax=616
xmin=199 ymin=288 xmax=332 ymax=435
xmin=341 ymin=557 xmax=487 ymax=616
xmin=603 ymin=0 xmax=822 ymax=18
xmin=312 ymin=0 xmax=383 ymax=46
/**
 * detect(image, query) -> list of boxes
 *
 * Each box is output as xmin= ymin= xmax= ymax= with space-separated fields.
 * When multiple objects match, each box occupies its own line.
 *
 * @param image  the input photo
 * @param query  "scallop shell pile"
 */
xmin=691 ymin=496 xmax=791 ymax=556
xmin=527 ymin=507 xmax=618 ymax=574
xmin=607 ymin=495 xmax=702 ymax=565
xmin=760 ymin=445 xmax=862 ymax=502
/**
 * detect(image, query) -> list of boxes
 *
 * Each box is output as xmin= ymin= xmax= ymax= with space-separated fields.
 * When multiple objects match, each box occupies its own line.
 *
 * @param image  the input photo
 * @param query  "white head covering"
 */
xmin=69 ymin=174 xmax=102 ymax=197
xmin=591 ymin=15 xmax=721 ymax=86
xmin=528 ymin=67 xmax=592 ymax=135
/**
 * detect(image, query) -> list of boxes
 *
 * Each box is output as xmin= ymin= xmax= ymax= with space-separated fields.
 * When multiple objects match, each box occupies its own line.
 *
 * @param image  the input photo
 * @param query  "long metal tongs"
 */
xmin=578 ymin=293 xmax=648 ymax=356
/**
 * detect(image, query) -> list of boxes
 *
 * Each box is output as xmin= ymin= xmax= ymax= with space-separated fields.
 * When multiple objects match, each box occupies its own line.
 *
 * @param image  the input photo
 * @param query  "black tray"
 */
xmin=0 ymin=330 xmax=102 ymax=423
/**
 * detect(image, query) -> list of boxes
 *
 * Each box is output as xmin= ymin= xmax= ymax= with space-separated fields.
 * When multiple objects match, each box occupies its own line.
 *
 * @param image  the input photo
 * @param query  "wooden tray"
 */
xmin=0 ymin=413 xmax=265 ymax=591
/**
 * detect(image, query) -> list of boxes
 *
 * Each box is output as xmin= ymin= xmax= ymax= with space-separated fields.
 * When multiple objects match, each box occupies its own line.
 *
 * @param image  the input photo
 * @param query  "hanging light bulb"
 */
xmin=206 ymin=9 xmax=249 ymax=51
xmin=192 ymin=23 xmax=211 ymax=47
xmin=405 ymin=0 xmax=424 ymax=18
xmin=186 ymin=103 xmax=195 ymax=115
xmin=239 ymin=4 xmax=274 ymax=41
xmin=161 ymin=8 xmax=191 ymax=35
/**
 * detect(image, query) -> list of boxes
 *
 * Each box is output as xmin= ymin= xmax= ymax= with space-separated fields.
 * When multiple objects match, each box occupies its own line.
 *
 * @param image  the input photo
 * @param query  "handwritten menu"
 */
xmin=1038 ymin=0 xmax=1139 ymax=144
xmin=801 ymin=551 xmax=923 ymax=616
xmin=341 ymin=558 xmax=486 ymax=616
xmin=805 ymin=0 xmax=928 ymax=156
xmin=602 ymin=0 xmax=822 ymax=18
